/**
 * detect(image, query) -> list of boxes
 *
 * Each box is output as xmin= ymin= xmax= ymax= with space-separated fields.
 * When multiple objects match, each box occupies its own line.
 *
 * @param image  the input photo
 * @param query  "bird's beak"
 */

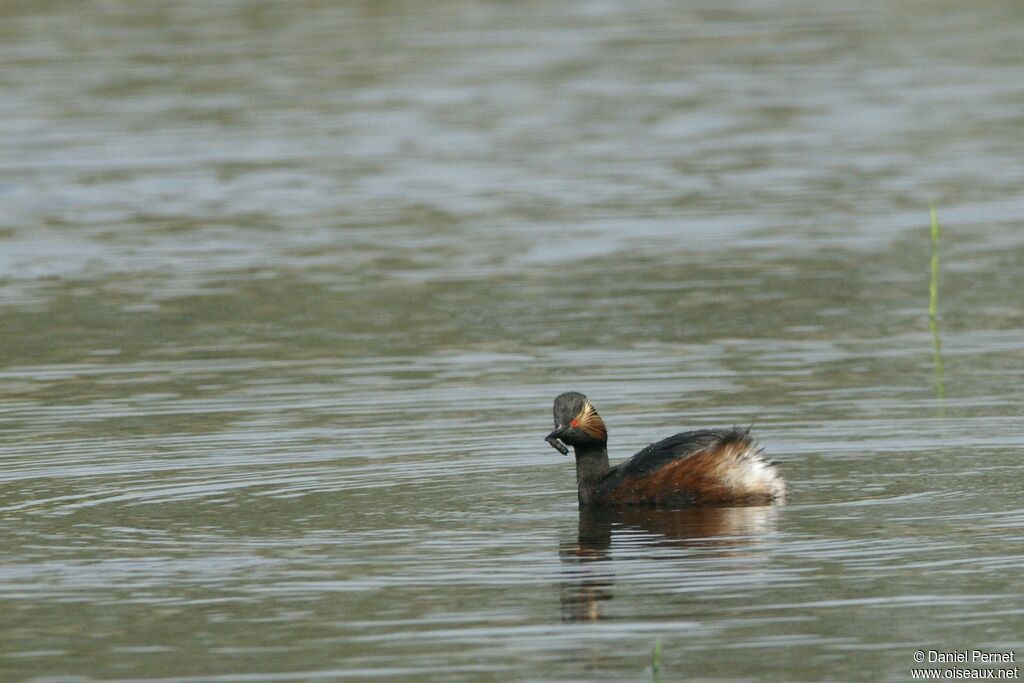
xmin=545 ymin=428 xmax=569 ymax=455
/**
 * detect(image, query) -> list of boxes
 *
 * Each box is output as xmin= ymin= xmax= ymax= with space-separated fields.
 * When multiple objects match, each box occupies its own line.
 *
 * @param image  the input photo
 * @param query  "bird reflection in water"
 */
xmin=558 ymin=505 xmax=779 ymax=622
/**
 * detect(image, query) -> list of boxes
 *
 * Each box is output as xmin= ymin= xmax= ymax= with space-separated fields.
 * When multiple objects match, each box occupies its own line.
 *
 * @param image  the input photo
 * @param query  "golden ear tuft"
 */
xmin=575 ymin=400 xmax=607 ymax=441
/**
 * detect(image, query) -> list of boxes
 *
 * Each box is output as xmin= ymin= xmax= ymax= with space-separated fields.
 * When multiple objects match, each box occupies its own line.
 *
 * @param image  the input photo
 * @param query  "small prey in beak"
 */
xmin=545 ymin=428 xmax=569 ymax=455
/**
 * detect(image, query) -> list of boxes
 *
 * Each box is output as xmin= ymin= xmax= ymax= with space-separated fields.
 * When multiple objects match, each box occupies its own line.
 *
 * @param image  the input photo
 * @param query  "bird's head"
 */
xmin=545 ymin=391 xmax=608 ymax=455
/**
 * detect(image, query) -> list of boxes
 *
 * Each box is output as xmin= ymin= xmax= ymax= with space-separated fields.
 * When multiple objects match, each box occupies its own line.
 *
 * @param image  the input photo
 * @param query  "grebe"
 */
xmin=545 ymin=392 xmax=786 ymax=507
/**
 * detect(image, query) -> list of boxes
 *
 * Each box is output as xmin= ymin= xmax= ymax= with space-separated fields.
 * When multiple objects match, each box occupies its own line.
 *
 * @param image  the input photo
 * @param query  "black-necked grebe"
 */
xmin=545 ymin=392 xmax=786 ymax=507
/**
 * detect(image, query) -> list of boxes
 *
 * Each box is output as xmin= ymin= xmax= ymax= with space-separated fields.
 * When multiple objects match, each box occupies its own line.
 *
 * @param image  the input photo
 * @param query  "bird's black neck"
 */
xmin=573 ymin=444 xmax=611 ymax=506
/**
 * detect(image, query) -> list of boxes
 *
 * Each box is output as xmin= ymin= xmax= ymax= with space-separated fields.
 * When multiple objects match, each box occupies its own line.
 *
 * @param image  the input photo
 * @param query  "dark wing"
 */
xmin=614 ymin=428 xmax=745 ymax=478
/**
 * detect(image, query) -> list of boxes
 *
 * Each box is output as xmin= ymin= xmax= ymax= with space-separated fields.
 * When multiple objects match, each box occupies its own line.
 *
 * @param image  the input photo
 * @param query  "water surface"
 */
xmin=2 ymin=1 xmax=1023 ymax=681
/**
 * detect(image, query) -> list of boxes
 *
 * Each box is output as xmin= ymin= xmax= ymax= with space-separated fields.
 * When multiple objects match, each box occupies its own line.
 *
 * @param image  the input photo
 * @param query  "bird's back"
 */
xmin=601 ymin=428 xmax=786 ymax=506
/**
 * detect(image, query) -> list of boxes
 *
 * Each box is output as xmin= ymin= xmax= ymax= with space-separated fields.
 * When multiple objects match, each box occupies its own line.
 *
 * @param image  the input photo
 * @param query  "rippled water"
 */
xmin=2 ymin=1 xmax=1023 ymax=681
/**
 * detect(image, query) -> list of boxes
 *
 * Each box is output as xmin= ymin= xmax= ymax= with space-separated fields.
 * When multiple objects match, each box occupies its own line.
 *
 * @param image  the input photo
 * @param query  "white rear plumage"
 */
xmin=718 ymin=439 xmax=787 ymax=501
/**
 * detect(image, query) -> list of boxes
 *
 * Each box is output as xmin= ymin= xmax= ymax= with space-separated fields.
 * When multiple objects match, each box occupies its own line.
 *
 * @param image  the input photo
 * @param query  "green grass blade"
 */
xmin=929 ymin=203 xmax=945 ymax=406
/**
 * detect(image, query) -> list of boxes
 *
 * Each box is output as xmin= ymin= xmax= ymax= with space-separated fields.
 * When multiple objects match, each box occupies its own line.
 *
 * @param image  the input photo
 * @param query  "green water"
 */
xmin=2 ymin=1 xmax=1023 ymax=681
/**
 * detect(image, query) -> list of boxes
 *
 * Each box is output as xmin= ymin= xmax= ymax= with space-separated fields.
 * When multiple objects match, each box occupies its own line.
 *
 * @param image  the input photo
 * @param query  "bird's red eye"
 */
xmin=570 ymin=418 xmax=579 ymax=428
